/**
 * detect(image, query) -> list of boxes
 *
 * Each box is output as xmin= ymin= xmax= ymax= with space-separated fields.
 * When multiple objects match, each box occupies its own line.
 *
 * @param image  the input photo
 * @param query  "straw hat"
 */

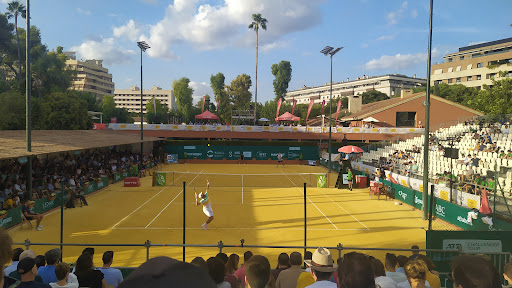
xmin=304 ymin=247 xmax=338 ymax=272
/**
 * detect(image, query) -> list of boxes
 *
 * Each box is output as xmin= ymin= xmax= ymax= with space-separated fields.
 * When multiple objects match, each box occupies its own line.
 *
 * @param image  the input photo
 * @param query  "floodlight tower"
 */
xmin=137 ymin=41 xmax=150 ymax=169
xmin=321 ymin=46 xmax=343 ymax=173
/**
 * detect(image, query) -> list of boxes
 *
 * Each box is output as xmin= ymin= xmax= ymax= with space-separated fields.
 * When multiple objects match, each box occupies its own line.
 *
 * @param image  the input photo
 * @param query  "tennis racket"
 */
xmin=193 ymin=184 xmax=197 ymax=200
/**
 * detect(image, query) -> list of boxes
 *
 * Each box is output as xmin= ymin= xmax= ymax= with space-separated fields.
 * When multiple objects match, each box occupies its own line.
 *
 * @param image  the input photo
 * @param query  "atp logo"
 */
xmin=398 ymin=190 xmax=407 ymax=200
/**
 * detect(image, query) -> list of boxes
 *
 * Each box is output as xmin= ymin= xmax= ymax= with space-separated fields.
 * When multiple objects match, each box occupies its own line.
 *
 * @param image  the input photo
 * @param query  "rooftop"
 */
xmin=459 ymin=37 xmax=512 ymax=52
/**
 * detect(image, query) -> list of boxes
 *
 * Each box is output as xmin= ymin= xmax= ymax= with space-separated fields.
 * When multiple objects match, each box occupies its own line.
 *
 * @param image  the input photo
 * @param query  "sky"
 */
xmin=0 ymin=0 xmax=511 ymax=104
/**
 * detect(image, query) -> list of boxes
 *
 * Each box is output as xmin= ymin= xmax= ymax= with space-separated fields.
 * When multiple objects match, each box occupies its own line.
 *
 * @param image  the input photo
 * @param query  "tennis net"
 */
xmin=153 ymin=171 xmax=325 ymax=188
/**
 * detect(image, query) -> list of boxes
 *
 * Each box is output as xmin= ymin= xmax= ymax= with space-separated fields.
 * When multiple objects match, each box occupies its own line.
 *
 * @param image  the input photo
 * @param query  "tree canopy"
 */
xmin=271 ymin=60 xmax=292 ymax=101
xmin=361 ymin=90 xmax=389 ymax=104
xmin=173 ymin=77 xmax=194 ymax=122
xmin=228 ymin=74 xmax=252 ymax=110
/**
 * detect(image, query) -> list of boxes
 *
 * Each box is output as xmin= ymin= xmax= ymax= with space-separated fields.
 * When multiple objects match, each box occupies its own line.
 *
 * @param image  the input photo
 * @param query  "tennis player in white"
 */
xmin=195 ymin=179 xmax=214 ymax=230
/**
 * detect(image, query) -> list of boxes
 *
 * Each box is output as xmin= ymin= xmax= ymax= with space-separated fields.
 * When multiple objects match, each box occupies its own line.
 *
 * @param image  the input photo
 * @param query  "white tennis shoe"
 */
xmin=201 ymin=223 xmax=208 ymax=230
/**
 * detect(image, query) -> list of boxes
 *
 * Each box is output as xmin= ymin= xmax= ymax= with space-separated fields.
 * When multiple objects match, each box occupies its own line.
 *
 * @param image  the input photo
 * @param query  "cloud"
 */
xmin=411 ymin=9 xmax=418 ymax=18
xmin=364 ymin=48 xmax=439 ymax=70
xmin=145 ymin=0 xmax=324 ymax=59
xmin=376 ymin=34 xmax=396 ymax=41
xmin=70 ymin=37 xmax=137 ymax=65
xmin=361 ymin=43 xmax=369 ymax=48
xmin=189 ymin=81 xmax=213 ymax=98
xmin=77 ymin=8 xmax=91 ymax=15
xmin=261 ymin=40 xmax=289 ymax=52
xmin=113 ymin=19 xmax=143 ymax=42
xmin=387 ymin=1 xmax=408 ymax=25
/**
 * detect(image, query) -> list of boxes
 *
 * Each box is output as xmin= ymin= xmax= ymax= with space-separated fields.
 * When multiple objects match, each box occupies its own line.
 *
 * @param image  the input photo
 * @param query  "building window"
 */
xmin=456 ymin=78 xmax=461 ymax=83
xmin=448 ymin=67 xmax=453 ymax=73
xmin=476 ymin=86 xmax=481 ymax=90
xmin=477 ymin=75 xmax=482 ymax=80
xmin=467 ymin=76 xmax=472 ymax=82
xmin=477 ymin=62 xmax=483 ymax=68
xmin=448 ymin=79 xmax=453 ymax=84
xmin=448 ymin=58 xmax=453 ymax=62
xmin=456 ymin=66 xmax=461 ymax=71
xmin=460 ymin=56 xmax=464 ymax=60
xmin=396 ymin=112 xmax=416 ymax=127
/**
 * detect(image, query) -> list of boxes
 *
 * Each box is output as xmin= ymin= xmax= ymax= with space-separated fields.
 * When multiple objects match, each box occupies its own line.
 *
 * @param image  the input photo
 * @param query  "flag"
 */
xmin=306 ymin=99 xmax=314 ymax=123
xmin=202 ymin=96 xmax=206 ymax=113
xmin=276 ymin=98 xmax=283 ymax=119
xmin=152 ymin=97 xmax=156 ymax=114
xmin=292 ymin=99 xmax=297 ymax=115
xmin=321 ymin=100 xmax=325 ymax=115
xmin=479 ymin=189 xmax=492 ymax=215
xmin=335 ymin=100 xmax=342 ymax=121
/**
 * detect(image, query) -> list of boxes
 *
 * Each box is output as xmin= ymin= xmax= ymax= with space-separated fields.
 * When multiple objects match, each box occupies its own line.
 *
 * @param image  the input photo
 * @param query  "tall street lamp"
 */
xmin=137 ymin=41 xmax=150 ymax=170
xmin=321 ymin=46 xmax=343 ymax=173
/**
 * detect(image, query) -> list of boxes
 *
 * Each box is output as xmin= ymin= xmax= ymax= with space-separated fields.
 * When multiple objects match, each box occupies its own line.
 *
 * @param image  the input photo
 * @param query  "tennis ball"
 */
xmin=208 ymin=144 xmax=210 ymax=146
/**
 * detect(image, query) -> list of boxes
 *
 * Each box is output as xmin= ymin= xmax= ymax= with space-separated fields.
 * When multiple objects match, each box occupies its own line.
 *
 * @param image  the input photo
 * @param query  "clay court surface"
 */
xmin=8 ymin=164 xmax=443 ymax=267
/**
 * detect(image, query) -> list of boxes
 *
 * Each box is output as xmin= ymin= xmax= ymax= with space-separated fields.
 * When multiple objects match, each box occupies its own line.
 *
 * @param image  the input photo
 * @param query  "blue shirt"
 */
xmin=38 ymin=265 xmax=58 ymax=284
xmin=97 ymin=267 xmax=123 ymax=287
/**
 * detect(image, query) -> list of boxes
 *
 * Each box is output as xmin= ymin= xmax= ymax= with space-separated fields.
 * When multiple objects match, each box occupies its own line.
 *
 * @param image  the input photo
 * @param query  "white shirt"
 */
xmin=217 ymin=282 xmax=230 ymax=288
xmin=375 ymin=276 xmax=398 ymax=288
xmin=386 ymin=271 xmax=408 ymax=284
xmin=397 ymin=280 xmax=430 ymax=288
xmin=306 ymin=280 xmax=337 ymax=288
xmin=50 ymin=283 xmax=78 ymax=288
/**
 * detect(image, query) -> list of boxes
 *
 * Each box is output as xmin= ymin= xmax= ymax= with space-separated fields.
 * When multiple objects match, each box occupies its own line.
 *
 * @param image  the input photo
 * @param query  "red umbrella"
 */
xmin=338 ymin=145 xmax=364 ymax=153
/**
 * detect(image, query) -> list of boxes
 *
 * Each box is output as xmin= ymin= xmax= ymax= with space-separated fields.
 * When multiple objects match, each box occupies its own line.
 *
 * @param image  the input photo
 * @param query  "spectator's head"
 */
xmin=34 ymin=255 xmax=45 ymax=268
xmin=290 ymin=252 xmax=302 ymax=266
xmin=405 ymin=259 xmax=428 ymax=286
xmin=191 ymin=257 xmax=208 ymax=272
xmin=75 ymin=253 xmax=94 ymax=275
xmin=215 ymin=252 xmax=228 ymax=266
xmin=410 ymin=245 xmax=420 ymax=258
xmin=44 ymin=248 xmax=61 ymax=266
xmin=451 ymin=255 xmax=501 ymax=288
xmin=207 ymin=257 xmax=226 ymax=284
xmin=118 ymin=257 xmax=216 ymax=288
xmin=504 ymin=263 xmax=512 ymax=285
xmin=244 ymin=251 xmax=253 ymax=263
xmin=12 ymin=247 xmax=23 ymax=262
xmin=415 ymin=254 xmax=435 ymax=272
xmin=0 ymin=229 xmax=13 ymax=288
xmin=305 ymin=248 xmax=337 ymax=281
xmin=82 ymin=247 xmax=95 ymax=258
xmin=277 ymin=252 xmax=290 ymax=268
xmin=370 ymin=258 xmax=386 ymax=277
xmin=17 ymin=257 xmax=37 ymax=281
xmin=19 ymin=250 xmax=36 ymax=261
xmin=245 ymin=255 xmax=271 ymax=288
xmin=304 ymin=251 xmax=313 ymax=263
xmin=227 ymin=254 xmax=240 ymax=274
xmin=55 ymin=262 xmax=70 ymax=281
xmin=385 ymin=253 xmax=398 ymax=271
xmin=102 ymin=250 xmax=114 ymax=265
xmin=338 ymin=252 xmax=375 ymax=288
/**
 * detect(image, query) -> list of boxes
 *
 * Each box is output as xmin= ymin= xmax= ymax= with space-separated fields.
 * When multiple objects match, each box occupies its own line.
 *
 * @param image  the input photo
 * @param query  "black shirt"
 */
xmin=17 ymin=281 xmax=51 ymax=288
xmin=21 ymin=205 xmax=34 ymax=216
xmin=77 ymin=270 xmax=104 ymax=288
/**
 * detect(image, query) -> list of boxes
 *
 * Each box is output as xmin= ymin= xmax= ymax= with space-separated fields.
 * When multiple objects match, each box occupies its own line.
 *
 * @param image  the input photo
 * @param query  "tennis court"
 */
xmin=8 ymin=164 xmax=438 ymax=267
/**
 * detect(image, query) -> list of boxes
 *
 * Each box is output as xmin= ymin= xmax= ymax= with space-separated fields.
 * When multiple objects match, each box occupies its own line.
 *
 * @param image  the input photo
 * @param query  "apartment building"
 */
xmin=284 ymin=74 xmax=425 ymax=105
xmin=65 ymin=52 xmax=115 ymax=100
xmin=431 ymin=37 xmax=512 ymax=89
xmin=114 ymin=85 xmax=176 ymax=114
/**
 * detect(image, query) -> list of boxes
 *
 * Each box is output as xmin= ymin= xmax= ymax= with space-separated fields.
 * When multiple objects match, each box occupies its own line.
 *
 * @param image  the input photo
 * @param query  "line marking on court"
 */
xmin=145 ymin=169 xmax=204 ymax=228
xmin=242 ymin=175 xmax=244 ymax=204
xmin=281 ymin=170 xmax=338 ymax=230
xmin=111 ymin=169 xmax=192 ymax=229
xmin=112 ymin=227 xmax=366 ymax=231
xmin=318 ymin=190 xmax=370 ymax=230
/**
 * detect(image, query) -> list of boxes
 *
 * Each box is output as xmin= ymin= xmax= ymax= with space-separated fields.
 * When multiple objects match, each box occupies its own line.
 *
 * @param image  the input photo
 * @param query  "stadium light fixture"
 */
xmin=137 ymin=41 xmax=150 ymax=169
xmin=320 ymin=46 xmax=343 ymax=174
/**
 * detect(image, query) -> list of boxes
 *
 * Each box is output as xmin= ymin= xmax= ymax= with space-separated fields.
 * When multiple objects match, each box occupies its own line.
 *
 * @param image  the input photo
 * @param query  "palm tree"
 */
xmin=5 ymin=0 xmax=26 ymax=78
xmin=248 ymin=13 xmax=267 ymax=124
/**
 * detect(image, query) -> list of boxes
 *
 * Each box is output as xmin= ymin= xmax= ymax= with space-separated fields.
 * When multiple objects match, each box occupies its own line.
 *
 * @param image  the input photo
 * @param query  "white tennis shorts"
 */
xmin=203 ymin=204 xmax=214 ymax=217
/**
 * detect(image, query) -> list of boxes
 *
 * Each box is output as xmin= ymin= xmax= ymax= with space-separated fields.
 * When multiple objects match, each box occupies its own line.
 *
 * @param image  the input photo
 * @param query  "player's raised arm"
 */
xmin=206 ymin=179 xmax=210 ymax=191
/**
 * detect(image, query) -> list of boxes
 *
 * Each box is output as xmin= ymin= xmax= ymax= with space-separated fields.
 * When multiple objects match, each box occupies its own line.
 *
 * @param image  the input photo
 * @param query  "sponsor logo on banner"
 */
xmin=257 ymin=152 xmax=267 ymax=159
xmin=457 ymin=216 xmax=473 ymax=226
xmin=289 ymin=147 xmax=300 ymax=151
xmin=398 ymin=190 xmax=407 ymax=201
xmin=317 ymin=174 xmax=327 ymax=188
xmin=207 ymin=150 xmax=214 ymax=158
xmin=414 ymin=196 xmax=423 ymax=206
xmin=184 ymin=146 xmax=196 ymax=150
xmin=440 ymin=190 xmax=450 ymax=201
xmin=97 ymin=181 xmax=104 ymax=188
xmin=0 ymin=216 xmax=13 ymax=227
xmin=243 ymin=151 xmax=252 ymax=158
xmin=467 ymin=199 xmax=478 ymax=209
xmin=156 ymin=173 xmax=166 ymax=186
xmin=43 ymin=200 xmax=55 ymax=210
xmin=436 ymin=204 xmax=446 ymax=217
xmin=443 ymin=240 xmax=502 ymax=253
xmin=419 ymin=184 xmax=423 ymax=192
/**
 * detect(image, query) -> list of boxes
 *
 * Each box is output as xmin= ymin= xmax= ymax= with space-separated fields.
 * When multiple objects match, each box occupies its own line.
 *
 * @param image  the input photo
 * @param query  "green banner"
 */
xmin=317 ymin=174 xmax=327 ymax=188
xmin=114 ymin=173 xmax=122 ymax=182
xmin=155 ymin=172 xmax=166 ymax=186
xmin=33 ymin=195 xmax=62 ymax=214
xmin=166 ymin=145 xmax=318 ymax=161
xmin=0 ymin=206 xmax=22 ymax=229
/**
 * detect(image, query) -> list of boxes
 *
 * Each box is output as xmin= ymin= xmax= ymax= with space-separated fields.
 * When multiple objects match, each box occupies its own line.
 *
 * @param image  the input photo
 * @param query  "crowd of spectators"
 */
xmin=0 ymin=148 xmax=161 ymax=212
xmin=2 ymin=238 xmax=509 ymax=288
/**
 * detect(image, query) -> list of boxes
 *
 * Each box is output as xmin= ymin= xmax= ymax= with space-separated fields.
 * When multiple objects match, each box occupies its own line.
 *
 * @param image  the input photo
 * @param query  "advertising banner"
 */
xmin=156 ymin=172 xmax=166 ymax=186
xmin=93 ymin=123 xmax=107 ymax=130
xmin=335 ymin=100 xmax=341 ymax=121
xmin=317 ymin=174 xmax=327 ymax=188
xmin=167 ymin=154 xmax=178 ymax=163
xmin=321 ymin=100 xmax=325 ymax=115
xmin=292 ymin=99 xmax=297 ymax=115
xmin=0 ymin=207 xmax=22 ymax=229
xmin=306 ymin=99 xmax=315 ymax=122
xmin=276 ymin=98 xmax=283 ymax=119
